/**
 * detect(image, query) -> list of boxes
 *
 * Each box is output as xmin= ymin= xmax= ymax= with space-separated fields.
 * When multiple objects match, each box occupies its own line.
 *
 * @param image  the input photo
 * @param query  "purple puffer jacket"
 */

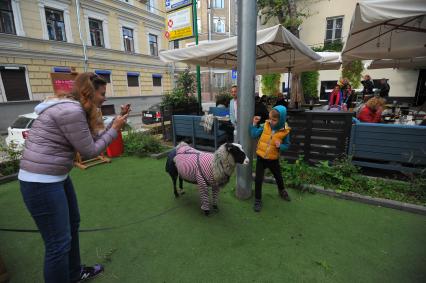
xmin=20 ymin=99 xmax=118 ymax=175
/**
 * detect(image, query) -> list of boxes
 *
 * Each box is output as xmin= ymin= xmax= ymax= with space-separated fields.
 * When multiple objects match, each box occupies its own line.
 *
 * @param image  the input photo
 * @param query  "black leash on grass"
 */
xmin=0 ymin=202 xmax=189 ymax=233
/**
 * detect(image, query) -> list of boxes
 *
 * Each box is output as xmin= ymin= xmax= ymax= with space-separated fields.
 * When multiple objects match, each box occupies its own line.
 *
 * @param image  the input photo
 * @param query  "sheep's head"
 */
xmin=225 ymin=143 xmax=249 ymax=165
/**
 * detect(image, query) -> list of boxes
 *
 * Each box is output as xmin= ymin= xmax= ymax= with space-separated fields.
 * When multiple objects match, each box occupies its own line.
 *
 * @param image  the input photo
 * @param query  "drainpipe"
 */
xmin=75 ymin=0 xmax=88 ymax=71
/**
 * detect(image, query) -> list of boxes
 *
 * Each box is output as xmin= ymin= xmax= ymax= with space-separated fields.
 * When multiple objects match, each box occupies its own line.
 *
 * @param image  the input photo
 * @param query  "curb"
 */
xmin=150 ymin=149 xmax=172 ymax=159
xmin=0 ymin=173 xmax=18 ymax=185
xmin=256 ymin=174 xmax=426 ymax=216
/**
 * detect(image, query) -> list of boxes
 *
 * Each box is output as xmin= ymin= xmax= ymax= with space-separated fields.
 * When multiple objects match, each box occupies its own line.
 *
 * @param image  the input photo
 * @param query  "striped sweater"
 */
xmin=174 ymin=143 xmax=219 ymax=211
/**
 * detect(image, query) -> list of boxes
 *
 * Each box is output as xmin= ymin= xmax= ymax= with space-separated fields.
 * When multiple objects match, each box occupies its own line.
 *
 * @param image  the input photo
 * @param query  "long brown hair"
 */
xmin=59 ymin=72 xmax=107 ymax=134
xmin=366 ymin=96 xmax=385 ymax=112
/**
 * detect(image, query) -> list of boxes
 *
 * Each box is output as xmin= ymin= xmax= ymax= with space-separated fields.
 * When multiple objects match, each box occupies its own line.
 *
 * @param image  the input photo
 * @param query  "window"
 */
xmin=320 ymin=80 xmax=338 ymax=100
xmin=45 ymin=8 xmax=66 ymax=41
xmin=215 ymin=73 xmax=226 ymax=88
xmin=325 ymin=16 xmax=343 ymax=43
xmin=0 ymin=0 xmax=15 ymax=34
xmin=95 ymin=71 xmax=111 ymax=83
xmin=213 ymin=17 xmax=225 ymax=33
xmin=149 ymin=33 xmax=158 ymax=56
xmin=173 ymin=40 xmax=179 ymax=49
xmin=89 ymin=18 xmax=104 ymax=47
xmin=122 ymin=27 xmax=134 ymax=52
xmin=211 ymin=0 xmax=224 ymax=9
xmin=127 ymin=74 xmax=139 ymax=87
xmin=148 ymin=0 xmax=155 ymax=13
xmin=0 ymin=67 xmax=30 ymax=101
xmin=197 ymin=18 xmax=201 ymax=33
xmin=152 ymin=74 xmax=162 ymax=87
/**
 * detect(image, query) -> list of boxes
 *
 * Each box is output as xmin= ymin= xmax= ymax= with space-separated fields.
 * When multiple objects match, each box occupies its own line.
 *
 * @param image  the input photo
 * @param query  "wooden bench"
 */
xmin=349 ymin=122 xmax=426 ymax=173
xmin=172 ymin=115 xmax=228 ymax=150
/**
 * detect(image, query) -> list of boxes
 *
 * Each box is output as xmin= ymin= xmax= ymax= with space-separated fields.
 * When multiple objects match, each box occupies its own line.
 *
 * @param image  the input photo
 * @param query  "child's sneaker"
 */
xmin=279 ymin=190 xmax=291 ymax=201
xmin=253 ymin=199 xmax=262 ymax=212
xmin=73 ymin=264 xmax=104 ymax=282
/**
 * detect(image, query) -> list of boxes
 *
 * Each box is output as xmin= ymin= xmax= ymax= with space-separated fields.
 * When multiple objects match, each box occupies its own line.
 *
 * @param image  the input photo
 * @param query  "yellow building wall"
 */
xmin=0 ymin=0 xmax=172 ymax=102
xmin=20 ymin=0 xmax=43 ymax=39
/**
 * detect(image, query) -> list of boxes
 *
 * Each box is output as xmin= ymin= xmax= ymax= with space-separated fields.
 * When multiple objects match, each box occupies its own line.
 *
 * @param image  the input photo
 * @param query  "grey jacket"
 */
xmin=20 ymin=99 xmax=118 ymax=175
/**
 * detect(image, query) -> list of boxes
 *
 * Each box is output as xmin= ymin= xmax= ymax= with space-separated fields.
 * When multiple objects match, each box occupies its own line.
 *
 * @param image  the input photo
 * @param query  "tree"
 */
xmin=176 ymin=67 xmax=196 ymax=96
xmin=261 ymin=73 xmax=281 ymax=96
xmin=301 ymin=71 xmax=319 ymax=100
xmin=257 ymin=0 xmax=315 ymax=37
xmin=342 ymin=60 xmax=363 ymax=89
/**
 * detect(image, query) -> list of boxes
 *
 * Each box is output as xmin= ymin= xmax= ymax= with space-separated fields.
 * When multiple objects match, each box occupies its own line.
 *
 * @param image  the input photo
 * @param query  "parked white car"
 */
xmin=6 ymin=113 xmax=115 ymax=149
xmin=5 ymin=113 xmax=37 ymax=149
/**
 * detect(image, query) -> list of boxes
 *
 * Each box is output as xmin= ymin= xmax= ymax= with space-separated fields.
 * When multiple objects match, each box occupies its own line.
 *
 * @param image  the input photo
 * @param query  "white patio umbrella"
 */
xmin=293 ymin=52 xmax=341 ymax=72
xmin=365 ymin=56 xmax=426 ymax=69
xmin=159 ymin=25 xmax=336 ymax=74
xmin=342 ymin=0 xmax=426 ymax=63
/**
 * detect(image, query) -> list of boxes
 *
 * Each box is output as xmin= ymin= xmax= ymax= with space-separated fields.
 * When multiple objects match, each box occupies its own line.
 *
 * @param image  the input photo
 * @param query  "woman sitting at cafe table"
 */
xmin=357 ymin=97 xmax=385 ymax=123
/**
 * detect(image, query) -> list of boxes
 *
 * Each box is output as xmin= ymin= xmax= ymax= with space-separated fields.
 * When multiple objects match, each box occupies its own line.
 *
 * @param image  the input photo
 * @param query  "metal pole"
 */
xmin=208 ymin=0 xmax=213 ymax=102
xmin=193 ymin=1 xmax=202 ymax=113
xmin=228 ymin=0 xmax=231 ymax=38
xmin=75 ymin=0 xmax=88 ymax=71
xmin=236 ymin=0 xmax=257 ymax=200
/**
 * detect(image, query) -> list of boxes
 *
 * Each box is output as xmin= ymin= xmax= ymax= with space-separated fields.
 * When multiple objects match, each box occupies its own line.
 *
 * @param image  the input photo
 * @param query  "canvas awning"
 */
xmin=293 ymin=52 xmax=341 ymax=72
xmin=365 ymin=56 xmax=426 ymax=69
xmin=159 ymin=25 xmax=339 ymax=74
xmin=342 ymin=0 xmax=426 ymax=62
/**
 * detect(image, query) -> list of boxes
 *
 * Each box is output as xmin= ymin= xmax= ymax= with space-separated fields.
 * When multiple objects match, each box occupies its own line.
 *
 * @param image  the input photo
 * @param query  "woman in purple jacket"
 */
xmin=19 ymin=73 xmax=128 ymax=283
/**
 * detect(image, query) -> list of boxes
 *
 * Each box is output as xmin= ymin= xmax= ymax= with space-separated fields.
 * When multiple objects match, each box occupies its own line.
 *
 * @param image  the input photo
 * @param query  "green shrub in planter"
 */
xmin=0 ymin=143 xmax=22 ymax=176
xmin=215 ymin=87 xmax=232 ymax=107
xmin=123 ymin=131 xmax=165 ymax=157
xmin=162 ymin=88 xmax=198 ymax=109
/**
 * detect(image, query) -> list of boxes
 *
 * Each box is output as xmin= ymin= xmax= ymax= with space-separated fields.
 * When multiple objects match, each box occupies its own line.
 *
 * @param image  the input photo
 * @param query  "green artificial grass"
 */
xmin=0 ymin=157 xmax=425 ymax=282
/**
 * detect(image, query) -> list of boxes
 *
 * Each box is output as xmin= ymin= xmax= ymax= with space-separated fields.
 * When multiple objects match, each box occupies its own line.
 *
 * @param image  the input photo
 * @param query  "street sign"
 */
xmin=165 ymin=0 xmax=192 ymax=12
xmin=232 ymin=69 xmax=238 ymax=80
xmin=165 ymin=5 xmax=194 ymax=41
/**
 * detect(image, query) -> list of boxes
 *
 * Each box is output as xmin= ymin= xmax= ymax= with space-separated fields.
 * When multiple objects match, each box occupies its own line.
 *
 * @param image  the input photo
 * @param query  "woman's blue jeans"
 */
xmin=20 ymin=177 xmax=81 ymax=283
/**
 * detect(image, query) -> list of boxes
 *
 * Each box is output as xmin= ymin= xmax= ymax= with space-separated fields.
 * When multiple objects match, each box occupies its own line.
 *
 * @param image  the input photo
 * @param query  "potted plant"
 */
xmin=162 ymin=68 xmax=199 ymax=116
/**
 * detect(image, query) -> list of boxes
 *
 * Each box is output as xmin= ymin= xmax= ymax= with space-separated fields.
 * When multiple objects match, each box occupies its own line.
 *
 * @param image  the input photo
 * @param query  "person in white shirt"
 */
xmin=229 ymin=85 xmax=238 ymax=142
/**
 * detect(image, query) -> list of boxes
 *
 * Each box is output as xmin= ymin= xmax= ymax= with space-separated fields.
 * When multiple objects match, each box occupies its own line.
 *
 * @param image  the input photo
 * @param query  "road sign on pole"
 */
xmin=165 ymin=0 xmax=192 ymax=12
xmin=165 ymin=5 xmax=194 ymax=41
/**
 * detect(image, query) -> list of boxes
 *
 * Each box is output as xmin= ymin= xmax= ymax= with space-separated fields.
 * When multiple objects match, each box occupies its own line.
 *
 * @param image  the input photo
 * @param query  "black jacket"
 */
xmin=379 ymin=82 xmax=390 ymax=97
xmin=361 ymin=80 xmax=374 ymax=95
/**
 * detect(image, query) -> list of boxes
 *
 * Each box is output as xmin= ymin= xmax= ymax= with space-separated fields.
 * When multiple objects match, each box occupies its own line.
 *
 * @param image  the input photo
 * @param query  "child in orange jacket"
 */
xmin=250 ymin=105 xmax=291 ymax=212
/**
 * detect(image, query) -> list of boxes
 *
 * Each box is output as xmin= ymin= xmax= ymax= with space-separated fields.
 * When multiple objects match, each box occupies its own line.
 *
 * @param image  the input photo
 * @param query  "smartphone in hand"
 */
xmin=120 ymin=104 xmax=131 ymax=115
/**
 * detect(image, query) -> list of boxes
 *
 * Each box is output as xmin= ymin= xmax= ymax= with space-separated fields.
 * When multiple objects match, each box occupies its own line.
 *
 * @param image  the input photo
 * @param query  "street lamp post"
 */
xmin=236 ymin=0 xmax=257 ymax=199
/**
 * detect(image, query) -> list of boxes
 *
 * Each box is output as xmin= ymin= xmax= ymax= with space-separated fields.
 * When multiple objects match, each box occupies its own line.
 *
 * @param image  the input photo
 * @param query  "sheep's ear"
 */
xmin=225 ymin=143 xmax=232 ymax=151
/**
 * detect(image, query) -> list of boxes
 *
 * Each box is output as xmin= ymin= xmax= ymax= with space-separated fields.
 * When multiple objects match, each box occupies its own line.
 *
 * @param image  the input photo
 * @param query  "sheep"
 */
xmin=165 ymin=142 xmax=249 ymax=215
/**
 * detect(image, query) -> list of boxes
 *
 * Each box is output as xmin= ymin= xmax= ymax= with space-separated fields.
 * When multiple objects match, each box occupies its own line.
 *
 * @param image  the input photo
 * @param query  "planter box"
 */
xmin=0 ymin=173 xmax=18 ymax=185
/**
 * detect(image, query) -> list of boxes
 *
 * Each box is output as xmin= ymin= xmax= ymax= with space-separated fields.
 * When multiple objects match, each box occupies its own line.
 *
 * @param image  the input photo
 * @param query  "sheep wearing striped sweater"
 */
xmin=166 ymin=142 xmax=249 ymax=215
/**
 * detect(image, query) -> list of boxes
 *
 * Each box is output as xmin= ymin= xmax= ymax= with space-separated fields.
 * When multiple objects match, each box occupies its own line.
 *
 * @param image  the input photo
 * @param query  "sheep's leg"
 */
xmin=178 ymin=176 xmax=185 ymax=195
xmin=197 ymin=179 xmax=210 ymax=216
xmin=212 ymin=186 xmax=220 ymax=211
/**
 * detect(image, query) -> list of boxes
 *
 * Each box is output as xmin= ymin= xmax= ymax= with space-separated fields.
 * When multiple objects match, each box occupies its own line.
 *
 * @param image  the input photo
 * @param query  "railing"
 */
xmin=283 ymin=111 xmax=354 ymax=163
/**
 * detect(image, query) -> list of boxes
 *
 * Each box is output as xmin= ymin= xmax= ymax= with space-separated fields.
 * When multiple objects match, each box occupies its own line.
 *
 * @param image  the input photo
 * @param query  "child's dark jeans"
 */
xmin=255 ymin=155 xmax=285 ymax=200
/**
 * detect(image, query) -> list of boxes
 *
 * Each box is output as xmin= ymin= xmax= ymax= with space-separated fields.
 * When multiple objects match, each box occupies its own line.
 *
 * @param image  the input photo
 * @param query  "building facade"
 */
xmin=0 ymin=0 xmax=173 ymax=103
xmin=258 ymin=0 xmax=421 ymax=102
xmin=298 ymin=0 xmax=420 ymax=101
xmin=172 ymin=0 xmax=238 ymax=102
